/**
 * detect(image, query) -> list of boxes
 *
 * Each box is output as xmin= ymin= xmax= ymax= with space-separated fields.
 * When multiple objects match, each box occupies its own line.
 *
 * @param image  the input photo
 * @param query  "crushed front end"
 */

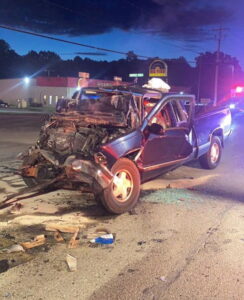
xmin=19 ymin=87 xmax=141 ymax=194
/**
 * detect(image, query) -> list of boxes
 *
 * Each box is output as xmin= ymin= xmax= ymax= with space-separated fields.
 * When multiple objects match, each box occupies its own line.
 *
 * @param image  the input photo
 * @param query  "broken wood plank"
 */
xmin=54 ymin=231 xmax=64 ymax=242
xmin=68 ymin=228 xmax=80 ymax=249
xmin=21 ymin=235 xmax=46 ymax=249
xmin=45 ymin=224 xmax=80 ymax=233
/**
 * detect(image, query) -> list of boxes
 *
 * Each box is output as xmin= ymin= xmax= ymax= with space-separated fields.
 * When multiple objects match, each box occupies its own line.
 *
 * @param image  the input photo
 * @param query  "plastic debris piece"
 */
xmin=66 ymin=254 xmax=77 ymax=272
xmin=159 ymin=276 xmax=167 ymax=282
xmin=90 ymin=233 xmax=114 ymax=244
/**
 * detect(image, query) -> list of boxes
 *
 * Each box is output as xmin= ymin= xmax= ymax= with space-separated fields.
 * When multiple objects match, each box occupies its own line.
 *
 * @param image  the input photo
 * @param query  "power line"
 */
xmin=41 ymin=0 xmax=203 ymax=57
xmin=0 ymin=24 xmax=151 ymax=59
xmin=133 ymin=28 xmax=216 ymax=56
xmin=41 ymin=0 xmax=206 ymax=60
xmin=0 ymin=25 xmax=199 ymax=67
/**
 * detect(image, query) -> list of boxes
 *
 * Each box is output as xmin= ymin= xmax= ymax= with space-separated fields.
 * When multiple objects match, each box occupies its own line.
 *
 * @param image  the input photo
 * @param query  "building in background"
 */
xmin=0 ymin=74 xmax=128 ymax=107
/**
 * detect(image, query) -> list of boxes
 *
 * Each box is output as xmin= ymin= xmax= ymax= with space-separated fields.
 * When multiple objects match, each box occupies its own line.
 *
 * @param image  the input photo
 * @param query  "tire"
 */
xmin=21 ymin=156 xmax=51 ymax=187
xmin=99 ymin=158 xmax=141 ymax=214
xmin=21 ymin=156 xmax=38 ymax=187
xmin=199 ymin=136 xmax=222 ymax=169
xmin=22 ymin=176 xmax=39 ymax=188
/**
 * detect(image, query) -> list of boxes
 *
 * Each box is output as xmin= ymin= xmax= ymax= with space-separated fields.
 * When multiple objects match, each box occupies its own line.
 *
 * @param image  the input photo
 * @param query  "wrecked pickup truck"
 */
xmin=20 ymin=86 xmax=231 ymax=214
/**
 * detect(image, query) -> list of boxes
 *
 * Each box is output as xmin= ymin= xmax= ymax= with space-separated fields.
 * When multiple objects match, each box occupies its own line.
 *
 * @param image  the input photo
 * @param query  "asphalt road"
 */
xmin=0 ymin=113 xmax=243 ymax=300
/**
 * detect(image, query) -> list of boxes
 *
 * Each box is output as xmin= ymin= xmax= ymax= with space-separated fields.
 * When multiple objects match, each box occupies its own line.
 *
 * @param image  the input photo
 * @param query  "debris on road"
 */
xmin=10 ymin=202 xmax=23 ymax=214
xmin=151 ymin=238 xmax=165 ymax=243
xmin=129 ymin=208 xmax=137 ymax=215
xmin=142 ymin=188 xmax=196 ymax=205
xmin=21 ymin=234 xmax=46 ymax=249
xmin=66 ymin=254 xmax=77 ymax=272
xmin=0 ymin=176 xmax=60 ymax=207
xmin=159 ymin=276 xmax=167 ymax=282
xmin=90 ymin=233 xmax=114 ymax=245
xmin=1 ymin=244 xmax=25 ymax=253
xmin=137 ymin=241 xmax=146 ymax=246
xmin=86 ymin=228 xmax=111 ymax=240
xmin=127 ymin=268 xmax=138 ymax=273
xmin=68 ymin=228 xmax=80 ymax=249
xmin=53 ymin=231 xmax=64 ymax=242
xmin=0 ymin=259 xmax=9 ymax=273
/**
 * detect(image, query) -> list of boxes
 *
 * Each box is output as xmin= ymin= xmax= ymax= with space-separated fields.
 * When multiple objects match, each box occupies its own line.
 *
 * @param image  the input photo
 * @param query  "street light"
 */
xmin=24 ymin=77 xmax=30 ymax=84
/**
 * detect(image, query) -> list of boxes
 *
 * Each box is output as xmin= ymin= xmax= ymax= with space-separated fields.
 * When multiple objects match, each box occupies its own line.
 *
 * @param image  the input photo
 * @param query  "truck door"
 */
xmin=140 ymin=98 xmax=193 ymax=172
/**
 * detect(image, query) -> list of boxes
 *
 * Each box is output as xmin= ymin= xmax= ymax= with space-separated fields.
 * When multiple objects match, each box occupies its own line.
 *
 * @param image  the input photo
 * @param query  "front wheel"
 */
xmin=199 ymin=136 xmax=222 ymax=169
xmin=99 ymin=158 xmax=141 ymax=214
xmin=21 ymin=156 xmax=55 ymax=187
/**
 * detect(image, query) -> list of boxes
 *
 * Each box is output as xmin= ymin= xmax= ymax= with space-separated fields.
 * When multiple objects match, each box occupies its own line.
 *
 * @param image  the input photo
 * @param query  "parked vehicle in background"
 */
xmin=223 ymin=85 xmax=244 ymax=115
xmin=19 ymin=86 xmax=232 ymax=214
xmin=0 ymin=99 xmax=9 ymax=108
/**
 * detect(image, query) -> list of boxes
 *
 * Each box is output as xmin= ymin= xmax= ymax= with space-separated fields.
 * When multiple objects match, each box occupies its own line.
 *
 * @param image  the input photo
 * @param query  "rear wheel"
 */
xmin=199 ymin=136 xmax=222 ymax=169
xmin=99 ymin=158 xmax=140 ymax=214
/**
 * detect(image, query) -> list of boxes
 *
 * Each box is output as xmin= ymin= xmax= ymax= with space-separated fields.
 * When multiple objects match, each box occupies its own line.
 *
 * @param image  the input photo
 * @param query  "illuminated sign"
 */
xmin=78 ymin=78 xmax=89 ymax=88
xmin=114 ymin=76 xmax=122 ymax=81
xmin=149 ymin=60 xmax=168 ymax=77
xmin=78 ymin=72 xmax=90 ymax=79
xmin=129 ymin=73 xmax=144 ymax=78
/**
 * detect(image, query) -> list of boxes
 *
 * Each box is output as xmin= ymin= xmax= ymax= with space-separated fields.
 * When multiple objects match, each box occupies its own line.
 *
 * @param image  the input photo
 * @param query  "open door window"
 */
xmin=168 ymin=98 xmax=194 ymax=132
xmin=140 ymin=95 xmax=194 ymax=170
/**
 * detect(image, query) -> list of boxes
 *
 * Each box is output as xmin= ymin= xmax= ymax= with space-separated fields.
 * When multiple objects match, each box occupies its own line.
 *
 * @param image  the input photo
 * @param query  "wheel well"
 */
xmin=123 ymin=150 xmax=142 ymax=175
xmin=211 ymin=128 xmax=224 ymax=147
xmin=124 ymin=149 xmax=141 ymax=161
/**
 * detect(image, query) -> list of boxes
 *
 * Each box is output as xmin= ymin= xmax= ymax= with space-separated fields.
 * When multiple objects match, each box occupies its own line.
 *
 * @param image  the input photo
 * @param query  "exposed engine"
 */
xmin=38 ymin=114 xmax=127 ymax=160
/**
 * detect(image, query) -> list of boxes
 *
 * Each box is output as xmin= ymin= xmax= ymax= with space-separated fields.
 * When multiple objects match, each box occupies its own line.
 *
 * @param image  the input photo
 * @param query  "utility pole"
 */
xmin=197 ymin=56 xmax=202 ymax=101
xmin=213 ymin=27 xmax=228 ymax=106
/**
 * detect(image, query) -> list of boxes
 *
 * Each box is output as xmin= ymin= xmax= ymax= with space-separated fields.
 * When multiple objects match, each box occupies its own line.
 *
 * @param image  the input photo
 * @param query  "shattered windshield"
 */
xmin=77 ymin=90 xmax=130 ymax=115
xmin=56 ymin=88 xmax=141 ymax=127
xmin=56 ymin=89 xmax=132 ymax=116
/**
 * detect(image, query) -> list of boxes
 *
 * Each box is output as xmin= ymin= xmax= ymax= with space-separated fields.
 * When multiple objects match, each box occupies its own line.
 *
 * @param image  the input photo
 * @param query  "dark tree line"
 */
xmin=0 ymin=39 xmax=243 ymax=101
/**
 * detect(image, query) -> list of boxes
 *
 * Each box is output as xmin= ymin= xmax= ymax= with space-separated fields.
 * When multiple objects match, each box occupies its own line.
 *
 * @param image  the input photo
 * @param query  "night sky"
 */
xmin=0 ymin=0 xmax=243 ymax=67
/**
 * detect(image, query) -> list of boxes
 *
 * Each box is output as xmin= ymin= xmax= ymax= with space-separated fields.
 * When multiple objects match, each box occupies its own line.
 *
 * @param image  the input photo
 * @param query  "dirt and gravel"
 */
xmin=0 ymin=112 xmax=244 ymax=300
